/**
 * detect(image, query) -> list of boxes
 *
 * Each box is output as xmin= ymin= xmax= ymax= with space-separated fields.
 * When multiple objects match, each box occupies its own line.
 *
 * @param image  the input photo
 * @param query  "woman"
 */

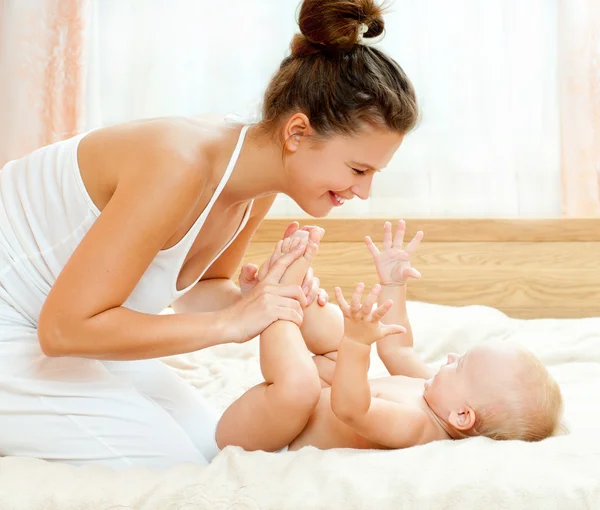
xmin=0 ymin=0 xmax=418 ymax=469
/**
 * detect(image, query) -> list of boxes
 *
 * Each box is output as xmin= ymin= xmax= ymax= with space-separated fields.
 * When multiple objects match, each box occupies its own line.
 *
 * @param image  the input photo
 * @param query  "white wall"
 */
xmin=87 ymin=0 xmax=561 ymax=218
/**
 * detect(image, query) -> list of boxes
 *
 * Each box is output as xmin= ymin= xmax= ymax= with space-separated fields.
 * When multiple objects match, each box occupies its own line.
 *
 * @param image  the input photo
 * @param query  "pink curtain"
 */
xmin=559 ymin=0 xmax=600 ymax=216
xmin=0 ymin=0 xmax=89 ymax=166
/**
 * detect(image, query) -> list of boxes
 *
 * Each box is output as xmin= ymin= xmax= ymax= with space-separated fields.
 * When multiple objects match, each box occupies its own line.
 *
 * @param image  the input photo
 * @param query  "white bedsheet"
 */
xmin=1 ymin=302 xmax=599 ymax=509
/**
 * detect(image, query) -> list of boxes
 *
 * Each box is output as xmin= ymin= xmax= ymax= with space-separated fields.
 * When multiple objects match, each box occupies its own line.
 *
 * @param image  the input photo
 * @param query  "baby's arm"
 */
xmin=377 ymin=283 xmax=433 ymax=379
xmin=366 ymin=221 xmax=434 ymax=379
xmin=330 ymin=284 xmax=428 ymax=448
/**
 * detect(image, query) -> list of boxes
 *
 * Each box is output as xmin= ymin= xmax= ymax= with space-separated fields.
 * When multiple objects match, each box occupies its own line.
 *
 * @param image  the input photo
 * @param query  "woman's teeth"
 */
xmin=331 ymin=192 xmax=346 ymax=205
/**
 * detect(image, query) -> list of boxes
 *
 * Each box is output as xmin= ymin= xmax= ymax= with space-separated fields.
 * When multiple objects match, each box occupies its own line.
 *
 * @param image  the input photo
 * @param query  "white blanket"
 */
xmin=1 ymin=302 xmax=599 ymax=509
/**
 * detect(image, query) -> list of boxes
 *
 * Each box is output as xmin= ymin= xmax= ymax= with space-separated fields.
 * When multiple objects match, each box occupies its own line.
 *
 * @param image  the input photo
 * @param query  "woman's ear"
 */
xmin=282 ymin=112 xmax=311 ymax=152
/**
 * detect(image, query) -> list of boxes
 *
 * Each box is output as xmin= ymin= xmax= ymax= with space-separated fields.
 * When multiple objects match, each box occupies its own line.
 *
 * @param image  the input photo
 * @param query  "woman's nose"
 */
xmin=350 ymin=175 xmax=374 ymax=200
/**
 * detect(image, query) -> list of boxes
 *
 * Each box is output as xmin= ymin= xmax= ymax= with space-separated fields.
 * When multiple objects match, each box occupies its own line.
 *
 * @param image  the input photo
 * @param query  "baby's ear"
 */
xmin=449 ymin=407 xmax=476 ymax=432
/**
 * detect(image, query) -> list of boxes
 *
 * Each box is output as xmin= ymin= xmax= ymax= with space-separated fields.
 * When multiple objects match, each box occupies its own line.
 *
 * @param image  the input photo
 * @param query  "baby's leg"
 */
xmin=215 ymin=238 xmax=321 ymax=452
xmin=302 ymin=301 xmax=344 ymax=355
xmin=283 ymin=230 xmax=344 ymax=355
xmin=312 ymin=351 xmax=338 ymax=388
xmin=280 ymin=231 xmax=344 ymax=386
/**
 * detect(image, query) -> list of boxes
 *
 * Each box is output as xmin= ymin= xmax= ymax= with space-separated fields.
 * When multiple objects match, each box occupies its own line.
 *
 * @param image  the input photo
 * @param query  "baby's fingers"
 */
xmin=350 ymin=283 xmax=365 ymax=314
xmin=365 ymin=236 xmax=380 ymax=258
xmin=381 ymin=324 xmax=407 ymax=337
xmin=334 ymin=287 xmax=350 ymax=314
xmin=371 ymin=299 xmax=393 ymax=321
xmin=405 ymin=230 xmax=424 ymax=255
xmin=383 ymin=221 xmax=393 ymax=250
xmin=360 ymin=284 xmax=380 ymax=315
xmin=402 ymin=267 xmax=422 ymax=280
xmin=393 ymin=220 xmax=406 ymax=248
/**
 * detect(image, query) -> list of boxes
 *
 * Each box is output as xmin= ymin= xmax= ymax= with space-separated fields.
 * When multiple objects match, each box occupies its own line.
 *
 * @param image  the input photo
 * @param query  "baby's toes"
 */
xmin=308 ymin=227 xmax=325 ymax=245
xmin=281 ymin=237 xmax=292 ymax=255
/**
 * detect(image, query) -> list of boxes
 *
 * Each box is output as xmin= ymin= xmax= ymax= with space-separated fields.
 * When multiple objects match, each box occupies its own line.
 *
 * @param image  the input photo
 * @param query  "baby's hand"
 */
xmin=334 ymin=283 xmax=406 ymax=345
xmin=365 ymin=220 xmax=423 ymax=285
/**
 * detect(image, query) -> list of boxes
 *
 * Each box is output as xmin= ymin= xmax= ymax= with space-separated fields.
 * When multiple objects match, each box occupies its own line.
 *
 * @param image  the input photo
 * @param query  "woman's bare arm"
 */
xmin=171 ymin=195 xmax=275 ymax=314
xmin=37 ymin=128 xmax=306 ymax=360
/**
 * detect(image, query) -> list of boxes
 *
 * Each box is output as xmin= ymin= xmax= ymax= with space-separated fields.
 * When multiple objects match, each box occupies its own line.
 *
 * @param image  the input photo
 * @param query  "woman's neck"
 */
xmin=213 ymin=123 xmax=288 ymax=205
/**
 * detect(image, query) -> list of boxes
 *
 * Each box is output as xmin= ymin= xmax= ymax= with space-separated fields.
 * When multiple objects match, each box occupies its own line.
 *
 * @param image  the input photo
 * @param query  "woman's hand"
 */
xmin=225 ymin=241 xmax=309 ymax=344
xmin=240 ymin=222 xmax=328 ymax=306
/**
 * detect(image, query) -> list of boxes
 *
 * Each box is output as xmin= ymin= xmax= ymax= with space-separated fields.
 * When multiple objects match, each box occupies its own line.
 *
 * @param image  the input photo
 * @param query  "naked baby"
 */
xmin=215 ymin=221 xmax=564 ymax=453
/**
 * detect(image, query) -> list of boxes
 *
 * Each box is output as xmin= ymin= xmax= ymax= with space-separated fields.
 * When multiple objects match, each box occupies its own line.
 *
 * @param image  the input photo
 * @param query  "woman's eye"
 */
xmin=352 ymin=168 xmax=367 ymax=176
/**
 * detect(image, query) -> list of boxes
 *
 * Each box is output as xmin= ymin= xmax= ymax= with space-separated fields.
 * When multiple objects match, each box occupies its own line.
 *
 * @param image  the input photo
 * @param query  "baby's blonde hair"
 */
xmin=469 ymin=347 xmax=563 ymax=442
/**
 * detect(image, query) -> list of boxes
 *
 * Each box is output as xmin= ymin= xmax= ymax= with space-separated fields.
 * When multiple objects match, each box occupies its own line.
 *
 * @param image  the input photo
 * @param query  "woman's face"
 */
xmin=283 ymin=125 xmax=404 ymax=218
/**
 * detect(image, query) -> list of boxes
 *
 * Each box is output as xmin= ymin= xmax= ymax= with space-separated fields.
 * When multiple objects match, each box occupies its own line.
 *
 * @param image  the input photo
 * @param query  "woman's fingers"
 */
xmin=262 ymin=244 xmax=305 ymax=284
xmin=268 ymin=283 xmax=308 ymax=308
xmin=273 ymin=295 xmax=304 ymax=316
xmin=282 ymin=222 xmax=300 ymax=239
xmin=275 ymin=306 xmax=304 ymax=327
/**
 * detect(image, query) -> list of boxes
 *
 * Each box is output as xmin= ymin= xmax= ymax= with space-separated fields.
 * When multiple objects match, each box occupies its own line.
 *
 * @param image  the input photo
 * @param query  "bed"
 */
xmin=1 ymin=218 xmax=599 ymax=509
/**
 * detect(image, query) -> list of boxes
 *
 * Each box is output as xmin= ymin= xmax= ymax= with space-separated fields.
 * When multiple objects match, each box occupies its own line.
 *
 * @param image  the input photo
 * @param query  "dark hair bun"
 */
xmin=291 ymin=0 xmax=385 ymax=57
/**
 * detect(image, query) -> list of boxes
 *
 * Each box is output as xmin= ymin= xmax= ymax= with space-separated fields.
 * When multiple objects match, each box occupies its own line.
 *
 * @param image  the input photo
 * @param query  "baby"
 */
xmin=215 ymin=221 xmax=564 ymax=453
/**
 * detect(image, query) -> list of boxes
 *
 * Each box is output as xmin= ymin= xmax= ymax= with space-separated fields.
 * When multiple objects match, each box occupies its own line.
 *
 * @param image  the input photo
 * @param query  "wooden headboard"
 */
xmin=241 ymin=219 xmax=600 ymax=319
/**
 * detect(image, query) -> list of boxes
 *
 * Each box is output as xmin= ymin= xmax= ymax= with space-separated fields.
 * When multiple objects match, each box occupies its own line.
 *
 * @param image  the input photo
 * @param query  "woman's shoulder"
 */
xmin=77 ymin=116 xmax=223 ymax=211
xmin=84 ymin=116 xmax=223 ymax=164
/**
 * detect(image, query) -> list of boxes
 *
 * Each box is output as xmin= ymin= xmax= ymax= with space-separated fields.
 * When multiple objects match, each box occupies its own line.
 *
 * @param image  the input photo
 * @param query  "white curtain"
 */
xmin=86 ymin=0 xmax=561 ymax=218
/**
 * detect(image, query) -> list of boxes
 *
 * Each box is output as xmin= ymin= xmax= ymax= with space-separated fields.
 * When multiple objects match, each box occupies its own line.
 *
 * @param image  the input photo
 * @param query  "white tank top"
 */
xmin=0 ymin=125 xmax=253 ymax=324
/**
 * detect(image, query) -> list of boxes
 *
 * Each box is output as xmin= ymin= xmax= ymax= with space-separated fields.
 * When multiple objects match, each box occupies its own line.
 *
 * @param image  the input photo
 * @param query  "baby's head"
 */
xmin=423 ymin=341 xmax=563 ymax=441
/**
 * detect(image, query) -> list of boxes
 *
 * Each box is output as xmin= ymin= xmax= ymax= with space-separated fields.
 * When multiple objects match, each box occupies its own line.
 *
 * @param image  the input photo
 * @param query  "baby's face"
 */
xmin=423 ymin=343 xmax=522 ymax=419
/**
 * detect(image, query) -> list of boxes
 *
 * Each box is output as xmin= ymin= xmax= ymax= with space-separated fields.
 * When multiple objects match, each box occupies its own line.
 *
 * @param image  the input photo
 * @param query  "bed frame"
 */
xmin=241 ymin=219 xmax=600 ymax=319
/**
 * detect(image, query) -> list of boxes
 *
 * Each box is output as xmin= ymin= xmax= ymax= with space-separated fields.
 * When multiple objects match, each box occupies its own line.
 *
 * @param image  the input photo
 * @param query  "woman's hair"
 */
xmin=260 ymin=0 xmax=419 ymax=138
xmin=470 ymin=348 xmax=564 ymax=442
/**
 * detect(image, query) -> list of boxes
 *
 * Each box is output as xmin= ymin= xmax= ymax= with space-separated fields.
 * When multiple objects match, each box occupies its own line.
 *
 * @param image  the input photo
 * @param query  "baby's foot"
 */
xmin=277 ymin=228 xmax=323 ymax=286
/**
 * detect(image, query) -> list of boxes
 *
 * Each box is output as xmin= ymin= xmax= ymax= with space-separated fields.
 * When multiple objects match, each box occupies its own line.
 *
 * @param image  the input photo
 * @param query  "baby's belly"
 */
xmin=288 ymin=388 xmax=384 ymax=451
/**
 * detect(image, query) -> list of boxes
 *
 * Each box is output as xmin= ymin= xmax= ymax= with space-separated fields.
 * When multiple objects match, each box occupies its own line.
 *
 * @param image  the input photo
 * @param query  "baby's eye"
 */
xmin=352 ymin=168 xmax=367 ymax=176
